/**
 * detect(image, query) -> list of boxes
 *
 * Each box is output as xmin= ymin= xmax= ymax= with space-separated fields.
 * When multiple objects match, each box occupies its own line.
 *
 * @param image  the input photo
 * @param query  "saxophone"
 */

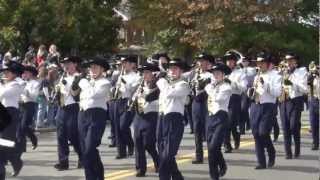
xmin=278 ymin=66 xmax=290 ymax=103
xmin=247 ymin=69 xmax=261 ymax=103
xmin=308 ymin=61 xmax=318 ymax=99
xmin=112 ymin=67 xmax=124 ymax=100
xmin=189 ymin=67 xmax=201 ymax=96
xmin=51 ymin=72 xmax=66 ymax=106
xmin=127 ymin=79 xmax=144 ymax=112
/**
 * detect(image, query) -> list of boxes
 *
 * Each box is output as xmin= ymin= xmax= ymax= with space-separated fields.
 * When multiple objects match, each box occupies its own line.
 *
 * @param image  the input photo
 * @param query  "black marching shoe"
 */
xmin=311 ymin=144 xmax=319 ymax=150
xmin=219 ymin=165 xmax=227 ymax=177
xmin=128 ymin=146 xmax=134 ymax=156
xmin=115 ymin=154 xmax=127 ymax=159
xmin=255 ymin=165 xmax=266 ymax=170
xmin=54 ymin=162 xmax=69 ymax=171
xmin=268 ymin=158 xmax=275 ymax=168
xmin=285 ymin=154 xmax=293 ymax=159
xmin=154 ymin=163 xmax=159 ymax=173
xmin=191 ymin=159 xmax=203 ymax=164
xmin=31 ymin=135 xmax=38 ymax=150
xmin=108 ymin=143 xmax=116 ymax=148
xmin=11 ymin=160 xmax=23 ymax=177
xmin=234 ymin=140 xmax=240 ymax=150
xmin=136 ymin=171 xmax=146 ymax=177
xmin=77 ymin=161 xmax=83 ymax=169
xmin=172 ymin=171 xmax=184 ymax=180
xmin=0 ymin=173 xmax=5 ymax=180
xmin=224 ymin=146 xmax=233 ymax=153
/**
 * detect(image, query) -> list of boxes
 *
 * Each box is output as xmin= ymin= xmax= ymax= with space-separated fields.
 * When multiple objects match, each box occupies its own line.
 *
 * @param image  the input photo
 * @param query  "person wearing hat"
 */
xmin=156 ymin=58 xmax=191 ymax=180
xmin=248 ymin=52 xmax=281 ymax=169
xmin=237 ymin=56 xmax=256 ymax=135
xmin=130 ymin=62 xmax=160 ymax=177
xmin=107 ymin=57 xmax=124 ymax=148
xmin=223 ymin=51 xmax=248 ymax=153
xmin=0 ymin=101 xmax=11 ymax=180
xmin=20 ymin=65 xmax=40 ymax=150
xmin=187 ymin=53 xmax=214 ymax=164
xmin=204 ymin=63 xmax=232 ymax=180
xmin=268 ymin=55 xmax=281 ymax=142
xmin=0 ymin=60 xmax=26 ymax=177
xmin=307 ymin=62 xmax=320 ymax=150
xmin=279 ymin=52 xmax=308 ymax=159
xmin=76 ymin=57 xmax=111 ymax=180
xmin=54 ymin=56 xmax=82 ymax=170
xmin=113 ymin=55 xmax=141 ymax=159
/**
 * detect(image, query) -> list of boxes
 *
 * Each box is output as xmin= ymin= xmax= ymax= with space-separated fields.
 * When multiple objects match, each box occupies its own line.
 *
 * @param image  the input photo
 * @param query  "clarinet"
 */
xmin=128 ymin=79 xmax=144 ymax=112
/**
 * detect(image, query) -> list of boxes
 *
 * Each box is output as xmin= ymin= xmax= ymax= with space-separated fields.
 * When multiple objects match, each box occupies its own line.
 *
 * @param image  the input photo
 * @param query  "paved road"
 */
xmin=7 ymin=112 xmax=320 ymax=180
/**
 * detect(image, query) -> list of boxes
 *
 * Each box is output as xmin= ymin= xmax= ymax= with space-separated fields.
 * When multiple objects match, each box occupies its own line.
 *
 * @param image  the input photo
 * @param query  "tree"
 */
xmin=0 ymin=0 xmax=121 ymax=56
xmin=127 ymin=0 xmax=318 ymax=63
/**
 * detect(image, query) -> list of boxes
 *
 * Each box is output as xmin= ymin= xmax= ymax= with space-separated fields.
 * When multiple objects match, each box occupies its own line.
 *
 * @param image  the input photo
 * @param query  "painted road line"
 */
xmin=106 ymin=124 xmax=310 ymax=179
xmin=105 ymin=140 xmax=256 ymax=179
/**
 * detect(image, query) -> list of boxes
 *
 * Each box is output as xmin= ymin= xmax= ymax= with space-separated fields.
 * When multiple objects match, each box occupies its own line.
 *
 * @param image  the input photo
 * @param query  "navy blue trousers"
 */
xmin=78 ymin=108 xmax=107 ymax=180
xmin=56 ymin=103 xmax=82 ymax=163
xmin=225 ymin=94 xmax=241 ymax=149
xmin=279 ymin=96 xmax=304 ymax=157
xmin=0 ymin=107 xmax=24 ymax=176
xmin=240 ymin=93 xmax=250 ymax=133
xmin=250 ymin=103 xmax=276 ymax=167
xmin=113 ymin=99 xmax=134 ymax=156
xmin=206 ymin=110 xmax=228 ymax=180
xmin=107 ymin=101 xmax=116 ymax=145
xmin=272 ymin=103 xmax=280 ymax=140
xmin=309 ymin=97 xmax=319 ymax=147
xmin=20 ymin=102 xmax=37 ymax=148
xmin=133 ymin=112 xmax=159 ymax=173
xmin=191 ymin=100 xmax=207 ymax=160
xmin=157 ymin=113 xmax=184 ymax=180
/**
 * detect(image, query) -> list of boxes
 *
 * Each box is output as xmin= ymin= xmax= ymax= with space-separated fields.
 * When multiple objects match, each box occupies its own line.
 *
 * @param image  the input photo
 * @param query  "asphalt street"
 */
xmin=6 ymin=111 xmax=320 ymax=180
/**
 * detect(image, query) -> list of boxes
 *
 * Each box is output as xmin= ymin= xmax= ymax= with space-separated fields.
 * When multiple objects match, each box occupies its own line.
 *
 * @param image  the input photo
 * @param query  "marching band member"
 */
xmin=0 ymin=61 xmax=26 ymax=177
xmin=20 ymin=65 xmax=40 ymax=150
xmin=156 ymin=58 xmax=191 ymax=180
xmin=279 ymin=53 xmax=308 ymax=159
xmin=131 ymin=62 xmax=160 ymax=177
xmin=190 ymin=53 xmax=214 ymax=164
xmin=0 ymin=102 xmax=11 ymax=180
xmin=307 ymin=61 xmax=319 ymax=150
xmin=76 ymin=57 xmax=111 ymax=180
xmin=107 ymin=58 xmax=122 ymax=148
xmin=248 ymin=52 xmax=281 ymax=169
xmin=269 ymin=58 xmax=281 ymax=142
xmin=114 ymin=56 xmax=141 ymax=159
xmin=237 ymin=56 xmax=256 ymax=134
xmin=54 ymin=56 xmax=82 ymax=170
xmin=205 ymin=63 xmax=232 ymax=180
xmin=223 ymin=52 xmax=248 ymax=153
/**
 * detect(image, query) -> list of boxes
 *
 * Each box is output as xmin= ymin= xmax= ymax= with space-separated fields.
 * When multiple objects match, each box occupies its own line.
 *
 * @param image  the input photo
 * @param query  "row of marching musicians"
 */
xmin=0 ymin=50 xmax=318 ymax=180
